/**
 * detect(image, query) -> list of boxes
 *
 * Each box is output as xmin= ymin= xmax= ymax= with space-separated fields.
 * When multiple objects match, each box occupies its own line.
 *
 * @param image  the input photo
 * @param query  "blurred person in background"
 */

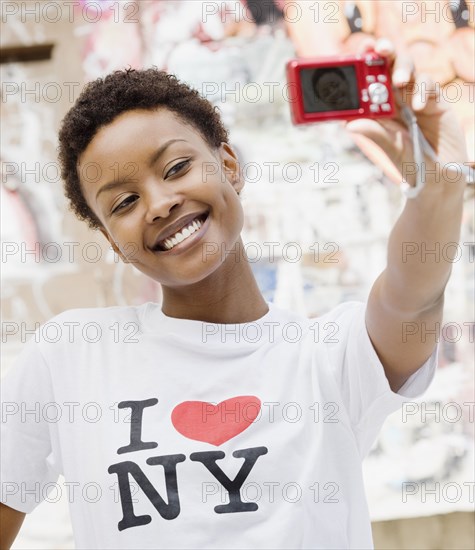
xmin=282 ymin=0 xmax=474 ymax=182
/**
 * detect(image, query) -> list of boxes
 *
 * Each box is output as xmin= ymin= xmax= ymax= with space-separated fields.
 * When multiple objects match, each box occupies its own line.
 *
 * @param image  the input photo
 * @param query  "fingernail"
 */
xmin=377 ymin=39 xmax=393 ymax=52
xmin=393 ymin=68 xmax=410 ymax=84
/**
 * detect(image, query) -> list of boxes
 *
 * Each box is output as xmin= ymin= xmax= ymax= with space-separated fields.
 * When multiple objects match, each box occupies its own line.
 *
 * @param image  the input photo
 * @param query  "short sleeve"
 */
xmin=1 ymin=338 xmax=60 ymax=513
xmin=320 ymin=301 xmax=438 ymax=458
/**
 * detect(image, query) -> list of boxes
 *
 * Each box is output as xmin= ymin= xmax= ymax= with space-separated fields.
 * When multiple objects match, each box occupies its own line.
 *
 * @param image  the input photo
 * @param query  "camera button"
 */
xmin=368 ymin=83 xmax=389 ymax=104
xmin=381 ymin=103 xmax=392 ymax=112
xmin=370 ymin=104 xmax=380 ymax=113
xmin=366 ymin=75 xmax=376 ymax=83
xmin=378 ymin=75 xmax=388 ymax=83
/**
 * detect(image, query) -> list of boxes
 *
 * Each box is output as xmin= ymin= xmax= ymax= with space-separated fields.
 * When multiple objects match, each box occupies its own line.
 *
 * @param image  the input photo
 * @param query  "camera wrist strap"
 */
xmin=398 ymin=104 xmax=475 ymax=198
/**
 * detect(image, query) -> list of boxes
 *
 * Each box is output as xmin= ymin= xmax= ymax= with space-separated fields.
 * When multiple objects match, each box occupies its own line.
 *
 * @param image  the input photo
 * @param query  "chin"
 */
xmin=152 ymin=258 xmax=226 ymax=288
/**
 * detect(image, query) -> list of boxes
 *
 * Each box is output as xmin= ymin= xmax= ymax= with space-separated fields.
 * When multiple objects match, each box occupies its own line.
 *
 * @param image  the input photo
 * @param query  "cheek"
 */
xmin=205 ymin=182 xmax=242 ymax=239
xmin=221 ymin=190 xmax=244 ymax=237
xmin=107 ymin=219 xmax=143 ymax=255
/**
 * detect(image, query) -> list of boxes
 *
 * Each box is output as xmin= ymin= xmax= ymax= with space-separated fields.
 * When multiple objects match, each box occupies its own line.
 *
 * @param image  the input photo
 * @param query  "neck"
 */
xmin=160 ymin=239 xmax=268 ymax=324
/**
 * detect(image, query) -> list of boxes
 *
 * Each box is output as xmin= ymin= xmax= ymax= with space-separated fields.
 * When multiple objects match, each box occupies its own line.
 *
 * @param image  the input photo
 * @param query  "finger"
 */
xmin=356 ymin=37 xmax=377 ymax=55
xmin=357 ymin=38 xmax=395 ymax=62
xmin=374 ymin=38 xmax=395 ymax=60
xmin=345 ymin=118 xmax=404 ymax=161
xmin=345 ymin=130 xmax=404 ymax=185
xmin=412 ymin=74 xmax=439 ymax=112
xmin=391 ymin=52 xmax=416 ymax=88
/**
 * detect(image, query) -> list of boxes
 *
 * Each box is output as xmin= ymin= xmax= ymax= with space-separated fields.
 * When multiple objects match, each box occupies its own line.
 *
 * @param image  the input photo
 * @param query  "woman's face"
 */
xmin=315 ymin=71 xmax=351 ymax=109
xmin=78 ymin=108 xmax=244 ymax=287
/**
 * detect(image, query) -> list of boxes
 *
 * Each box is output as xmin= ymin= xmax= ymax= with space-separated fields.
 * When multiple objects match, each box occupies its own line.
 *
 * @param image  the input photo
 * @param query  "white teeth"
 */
xmin=161 ymin=216 xmax=204 ymax=251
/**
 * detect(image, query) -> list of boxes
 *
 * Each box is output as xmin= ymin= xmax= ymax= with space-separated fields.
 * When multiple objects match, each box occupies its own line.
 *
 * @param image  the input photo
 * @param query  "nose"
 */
xmin=144 ymin=181 xmax=184 ymax=224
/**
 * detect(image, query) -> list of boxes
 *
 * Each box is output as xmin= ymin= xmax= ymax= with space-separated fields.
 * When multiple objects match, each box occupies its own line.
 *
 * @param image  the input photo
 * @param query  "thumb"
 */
xmin=345 ymin=121 xmax=409 ymax=185
xmin=345 ymin=118 xmax=404 ymax=161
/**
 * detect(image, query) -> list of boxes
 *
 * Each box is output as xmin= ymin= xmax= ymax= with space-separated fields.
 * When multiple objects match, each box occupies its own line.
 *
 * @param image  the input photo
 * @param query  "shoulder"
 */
xmin=309 ymin=300 xmax=365 ymax=324
xmin=266 ymin=300 xmax=367 ymax=333
xmin=264 ymin=301 xmax=365 ymax=349
xmin=45 ymin=303 xmax=150 ymax=327
xmin=30 ymin=303 xmax=153 ymax=351
xmin=303 ymin=301 xmax=367 ymax=354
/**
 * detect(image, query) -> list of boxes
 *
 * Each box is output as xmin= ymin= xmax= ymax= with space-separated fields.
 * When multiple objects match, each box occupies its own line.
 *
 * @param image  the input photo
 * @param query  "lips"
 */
xmin=152 ymin=211 xmax=209 ymax=252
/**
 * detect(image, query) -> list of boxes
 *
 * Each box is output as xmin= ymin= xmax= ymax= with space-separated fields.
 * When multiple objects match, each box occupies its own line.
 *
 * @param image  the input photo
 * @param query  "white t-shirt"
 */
xmin=1 ymin=300 xmax=437 ymax=549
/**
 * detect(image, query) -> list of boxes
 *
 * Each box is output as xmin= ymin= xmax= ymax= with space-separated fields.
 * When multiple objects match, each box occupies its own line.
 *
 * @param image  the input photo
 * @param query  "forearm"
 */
xmin=381 ymin=175 xmax=466 ymax=315
xmin=0 ymin=503 xmax=25 ymax=550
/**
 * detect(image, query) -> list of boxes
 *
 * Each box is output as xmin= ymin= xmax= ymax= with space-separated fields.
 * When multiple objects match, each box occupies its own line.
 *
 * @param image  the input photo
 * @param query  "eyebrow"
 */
xmin=95 ymin=139 xmax=187 ymax=201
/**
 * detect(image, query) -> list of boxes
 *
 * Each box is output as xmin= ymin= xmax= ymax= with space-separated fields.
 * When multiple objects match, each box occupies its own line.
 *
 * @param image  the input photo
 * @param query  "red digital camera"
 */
xmin=286 ymin=52 xmax=395 ymax=124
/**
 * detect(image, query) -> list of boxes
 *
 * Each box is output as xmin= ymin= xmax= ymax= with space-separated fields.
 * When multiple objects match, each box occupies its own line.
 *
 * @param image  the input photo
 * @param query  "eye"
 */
xmin=111 ymin=195 xmax=138 ymax=214
xmin=165 ymin=159 xmax=191 ymax=179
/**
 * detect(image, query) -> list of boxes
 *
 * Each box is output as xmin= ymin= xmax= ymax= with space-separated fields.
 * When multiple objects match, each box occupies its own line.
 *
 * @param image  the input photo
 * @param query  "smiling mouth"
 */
xmin=153 ymin=212 xmax=209 ymax=252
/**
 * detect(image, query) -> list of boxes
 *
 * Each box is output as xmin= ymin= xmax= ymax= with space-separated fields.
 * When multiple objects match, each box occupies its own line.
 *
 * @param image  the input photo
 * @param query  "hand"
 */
xmin=345 ymin=38 xmax=469 ymax=191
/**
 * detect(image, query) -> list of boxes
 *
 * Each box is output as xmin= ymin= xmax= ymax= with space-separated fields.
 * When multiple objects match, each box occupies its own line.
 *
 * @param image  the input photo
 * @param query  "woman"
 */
xmin=0 ymin=39 xmax=468 ymax=549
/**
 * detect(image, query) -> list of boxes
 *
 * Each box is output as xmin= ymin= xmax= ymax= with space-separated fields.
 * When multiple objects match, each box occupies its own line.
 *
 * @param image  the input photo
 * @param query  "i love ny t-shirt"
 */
xmin=1 ymin=301 xmax=437 ymax=549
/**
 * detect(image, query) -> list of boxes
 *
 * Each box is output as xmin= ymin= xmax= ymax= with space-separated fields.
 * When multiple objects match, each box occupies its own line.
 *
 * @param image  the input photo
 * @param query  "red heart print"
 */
xmin=171 ymin=396 xmax=261 ymax=446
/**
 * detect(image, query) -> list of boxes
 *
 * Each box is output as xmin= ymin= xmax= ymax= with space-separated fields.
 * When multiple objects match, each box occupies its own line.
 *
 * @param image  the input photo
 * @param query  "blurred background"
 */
xmin=1 ymin=1 xmax=474 ymax=548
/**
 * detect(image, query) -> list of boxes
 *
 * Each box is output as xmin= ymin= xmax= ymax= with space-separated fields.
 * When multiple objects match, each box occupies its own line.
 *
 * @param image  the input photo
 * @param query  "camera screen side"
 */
xmin=301 ymin=65 xmax=360 ymax=113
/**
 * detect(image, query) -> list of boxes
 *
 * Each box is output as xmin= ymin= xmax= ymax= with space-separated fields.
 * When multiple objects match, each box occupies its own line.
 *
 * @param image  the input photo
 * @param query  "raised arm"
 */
xmin=345 ymin=39 xmax=469 ymax=392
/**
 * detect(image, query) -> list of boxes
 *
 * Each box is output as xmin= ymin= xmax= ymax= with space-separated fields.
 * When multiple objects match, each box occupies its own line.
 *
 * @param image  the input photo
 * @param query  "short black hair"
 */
xmin=57 ymin=67 xmax=229 ymax=229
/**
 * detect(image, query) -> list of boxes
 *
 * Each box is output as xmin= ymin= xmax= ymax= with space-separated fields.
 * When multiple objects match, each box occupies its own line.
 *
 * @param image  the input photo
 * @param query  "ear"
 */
xmin=218 ymin=142 xmax=244 ymax=195
xmin=99 ymin=227 xmax=131 ymax=264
